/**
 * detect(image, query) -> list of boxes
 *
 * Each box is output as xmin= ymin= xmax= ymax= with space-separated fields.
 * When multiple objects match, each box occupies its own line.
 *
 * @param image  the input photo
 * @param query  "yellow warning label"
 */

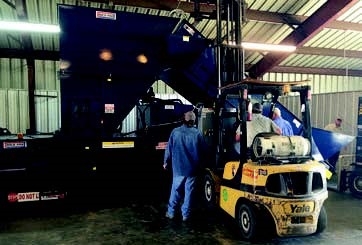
xmin=102 ymin=141 xmax=134 ymax=149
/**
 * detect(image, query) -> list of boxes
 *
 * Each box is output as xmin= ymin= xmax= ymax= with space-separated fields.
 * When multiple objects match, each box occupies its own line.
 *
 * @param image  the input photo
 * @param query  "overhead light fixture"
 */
xmin=241 ymin=42 xmax=296 ymax=52
xmin=0 ymin=21 xmax=60 ymax=33
xmin=226 ymin=41 xmax=296 ymax=52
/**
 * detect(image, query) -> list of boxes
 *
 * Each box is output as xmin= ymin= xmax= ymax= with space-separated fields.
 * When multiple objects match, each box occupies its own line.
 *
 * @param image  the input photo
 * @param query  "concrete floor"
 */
xmin=176 ymin=189 xmax=362 ymax=245
xmin=0 ymin=189 xmax=360 ymax=244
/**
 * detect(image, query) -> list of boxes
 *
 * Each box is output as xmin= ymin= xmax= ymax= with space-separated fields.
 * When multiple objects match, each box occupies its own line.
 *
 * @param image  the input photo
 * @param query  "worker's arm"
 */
xmin=271 ymin=121 xmax=282 ymax=135
xmin=235 ymin=125 xmax=241 ymax=142
xmin=163 ymin=135 xmax=173 ymax=170
xmin=235 ymin=132 xmax=241 ymax=142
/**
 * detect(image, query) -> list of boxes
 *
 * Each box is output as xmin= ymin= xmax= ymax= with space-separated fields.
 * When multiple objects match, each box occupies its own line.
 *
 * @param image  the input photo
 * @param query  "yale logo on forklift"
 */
xmin=284 ymin=202 xmax=315 ymax=214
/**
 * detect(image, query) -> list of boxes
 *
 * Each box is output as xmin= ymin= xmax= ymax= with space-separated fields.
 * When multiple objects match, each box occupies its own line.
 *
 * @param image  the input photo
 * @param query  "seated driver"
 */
xmin=235 ymin=103 xmax=281 ymax=154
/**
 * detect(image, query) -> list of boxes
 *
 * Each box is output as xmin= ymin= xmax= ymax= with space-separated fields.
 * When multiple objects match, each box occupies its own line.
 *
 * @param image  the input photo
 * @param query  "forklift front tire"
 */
xmin=316 ymin=205 xmax=327 ymax=234
xmin=237 ymin=203 xmax=257 ymax=241
xmin=202 ymin=173 xmax=216 ymax=209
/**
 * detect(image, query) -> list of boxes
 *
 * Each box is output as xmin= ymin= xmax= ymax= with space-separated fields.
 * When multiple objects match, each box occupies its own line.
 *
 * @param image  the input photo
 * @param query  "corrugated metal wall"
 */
xmin=0 ymin=89 xmax=7 ymax=128
xmin=0 ymin=59 xmax=28 ymax=89
xmin=8 ymin=90 xmax=29 ymax=133
xmin=121 ymin=106 xmax=137 ymax=134
xmin=0 ymin=89 xmax=60 ymax=134
xmin=0 ymin=59 xmax=60 ymax=133
xmin=35 ymin=90 xmax=60 ymax=133
xmin=0 ymin=89 xmax=30 ymax=133
xmin=264 ymin=72 xmax=362 ymax=94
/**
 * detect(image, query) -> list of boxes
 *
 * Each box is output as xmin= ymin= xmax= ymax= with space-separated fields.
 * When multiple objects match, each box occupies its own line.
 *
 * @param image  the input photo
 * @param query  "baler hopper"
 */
xmin=58 ymin=5 xmax=218 ymax=138
xmin=58 ymin=5 xmax=218 ymax=202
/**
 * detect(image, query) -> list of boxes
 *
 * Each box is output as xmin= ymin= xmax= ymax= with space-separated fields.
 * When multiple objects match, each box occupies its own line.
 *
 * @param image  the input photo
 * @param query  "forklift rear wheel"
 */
xmin=202 ymin=173 xmax=216 ymax=209
xmin=348 ymin=171 xmax=362 ymax=198
xmin=316 ymin=205 xmax=327 ymax=233
xmin=237 ymin=203 xmax=257 ymax=240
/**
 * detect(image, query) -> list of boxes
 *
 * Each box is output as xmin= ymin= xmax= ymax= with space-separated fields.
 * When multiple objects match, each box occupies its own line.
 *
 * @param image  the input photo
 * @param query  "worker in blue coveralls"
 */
xmin=163 ymin=110 xmax=206 ymax=222
xmin=272 ymin=107 xmax=294 ymax=136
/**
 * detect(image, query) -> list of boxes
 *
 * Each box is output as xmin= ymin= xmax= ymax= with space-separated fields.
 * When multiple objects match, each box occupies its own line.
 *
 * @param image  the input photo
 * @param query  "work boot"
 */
xmin=165 ymin=212 xmax=174 ymax=220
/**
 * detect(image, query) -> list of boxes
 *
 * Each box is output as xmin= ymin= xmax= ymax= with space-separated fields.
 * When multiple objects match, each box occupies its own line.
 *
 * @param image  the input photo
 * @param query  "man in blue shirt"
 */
xmin=163 ymin=110 xmax=206 ymax=222
xmin=272 ymin=107 xmax=294 ymax=136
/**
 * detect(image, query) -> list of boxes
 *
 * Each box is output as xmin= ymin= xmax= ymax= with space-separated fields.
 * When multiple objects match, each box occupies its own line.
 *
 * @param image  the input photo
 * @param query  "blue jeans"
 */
xmin=166 ymin=176 xmax=196 ymax=220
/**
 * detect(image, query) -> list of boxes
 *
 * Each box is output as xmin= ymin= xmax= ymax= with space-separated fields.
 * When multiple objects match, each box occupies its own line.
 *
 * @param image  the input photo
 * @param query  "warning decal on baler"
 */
xmin=96 ymin=11 xmax=116 ymax=20
xmin=3 ymin=141 xmax=27 ymax=149
xmin=102 ymin=141 xmax=134 ymax=149
xmin=7 ymin=192 xmax=40 ymax=202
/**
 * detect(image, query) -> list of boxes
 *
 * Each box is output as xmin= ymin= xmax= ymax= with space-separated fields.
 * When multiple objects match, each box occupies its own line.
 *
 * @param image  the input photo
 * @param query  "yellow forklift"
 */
xmin=193 ymin=1 xmax=329 ymax=240
xmin=198 ymin=80 xmax=329 ymax=240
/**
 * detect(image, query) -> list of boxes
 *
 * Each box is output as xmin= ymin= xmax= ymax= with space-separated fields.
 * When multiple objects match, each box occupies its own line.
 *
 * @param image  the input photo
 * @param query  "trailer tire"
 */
xmin=202 ymin=173 xmax=216 ymax=209
xmin=316 ymin=205 xmax=327 ymax=234
xmin=237 ymin=203 xmax=257 ymax=241
xmin=349 ymin=171 xmax=362 ymax=198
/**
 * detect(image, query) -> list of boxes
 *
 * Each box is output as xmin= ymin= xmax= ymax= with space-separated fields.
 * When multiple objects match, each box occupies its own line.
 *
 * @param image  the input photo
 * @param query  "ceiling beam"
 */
xmin=270 ymin=66 xmax=362 ymax=77
xmin=0 ymin=48 xmax=59 ymax=60
xmin=246 ymin=9 xmax=362 ymax=32
xmin=3 ymin=0 xmax=16 ymax=8
xmin=296 ymin=47 xmax=362 ymax=58
xmin=247 ymin=0 xmax=360 ymax=79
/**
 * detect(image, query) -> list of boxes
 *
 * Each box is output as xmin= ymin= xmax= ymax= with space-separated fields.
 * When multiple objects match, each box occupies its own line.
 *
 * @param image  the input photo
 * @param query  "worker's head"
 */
xmin=272 ymin=107 xmax=281 ymax=119
xmin=252 ymin=103 xmax=263 ymax=114
xmin=335 ymin=118 xmax=342 ymax=127
xmin=184 ymin=111 xmax=196 ymax=127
